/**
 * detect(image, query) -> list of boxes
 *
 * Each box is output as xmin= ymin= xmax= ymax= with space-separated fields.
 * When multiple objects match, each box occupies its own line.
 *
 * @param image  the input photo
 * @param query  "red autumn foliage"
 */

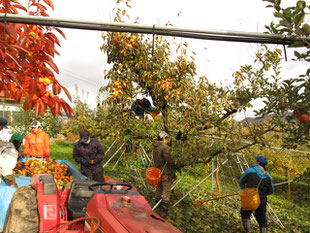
xmin=0 ymin=0 xmax=74 ymax=118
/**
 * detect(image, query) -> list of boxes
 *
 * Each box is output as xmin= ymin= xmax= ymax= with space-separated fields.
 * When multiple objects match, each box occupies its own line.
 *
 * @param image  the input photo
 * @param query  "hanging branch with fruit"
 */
xmin=0 ymin=0 xmax=74 ymax=118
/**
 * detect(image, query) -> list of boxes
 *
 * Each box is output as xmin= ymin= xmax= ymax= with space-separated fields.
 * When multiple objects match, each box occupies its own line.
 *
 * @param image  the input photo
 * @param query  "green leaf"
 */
xmin=296 ymin=0 xmax=306 ymax=10
xmin=294 ymin=13 xmax=305 ymax=27
xmin=283 ymin=9 xmax=293 ymax=23
xmin=279 ymin=20 xmax=289 ymax=26
xmin=274 ymin=12 xmax=283 ymax=18
xmin=301 ymin=24 xmax=310 ymax=36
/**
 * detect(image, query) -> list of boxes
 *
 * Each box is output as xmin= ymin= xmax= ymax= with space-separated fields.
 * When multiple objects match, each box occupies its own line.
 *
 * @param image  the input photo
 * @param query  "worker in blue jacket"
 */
xmin=239 ymin=155 xmax=274 ymax=233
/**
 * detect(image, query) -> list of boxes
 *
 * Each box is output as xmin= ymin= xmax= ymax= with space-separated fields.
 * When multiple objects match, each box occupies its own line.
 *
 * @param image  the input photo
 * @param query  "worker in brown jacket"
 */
xmin=153 ymin=131 xmax=177 ymax=217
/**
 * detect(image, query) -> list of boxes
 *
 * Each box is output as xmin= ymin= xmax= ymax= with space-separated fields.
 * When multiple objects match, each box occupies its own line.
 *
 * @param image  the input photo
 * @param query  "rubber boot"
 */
xmin=161 ymin=200 xmax=169 ymax=218
xmin=260 ymin=227 xmax=267 ymax=233
xmin=242 ymin=219 xmax=251 ymax=233
xmin=155 ymin=198 xmax=162 ymax=212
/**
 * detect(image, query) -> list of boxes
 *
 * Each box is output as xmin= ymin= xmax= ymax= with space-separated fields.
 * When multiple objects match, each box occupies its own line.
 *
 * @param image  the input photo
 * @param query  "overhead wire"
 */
xmin=58 ymin=68 xmax=101 ymax=87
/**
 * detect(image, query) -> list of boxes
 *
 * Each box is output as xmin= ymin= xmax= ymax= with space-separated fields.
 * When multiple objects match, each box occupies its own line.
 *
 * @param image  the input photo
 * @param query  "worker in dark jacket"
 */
xmin=240 ymin=155 xmax=274 ymax=233
xmin=153 ymin=131 xmax=177 ymax=217
xmin=73 ymin=130 xmax=105 ymax=182
xmin=130 ymin=93 xmax=155 ymax=121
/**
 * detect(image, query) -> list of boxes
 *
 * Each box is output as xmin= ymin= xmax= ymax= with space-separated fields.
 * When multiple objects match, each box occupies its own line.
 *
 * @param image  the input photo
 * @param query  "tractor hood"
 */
xmin=86 ymin=192 xmax=182 ymax=233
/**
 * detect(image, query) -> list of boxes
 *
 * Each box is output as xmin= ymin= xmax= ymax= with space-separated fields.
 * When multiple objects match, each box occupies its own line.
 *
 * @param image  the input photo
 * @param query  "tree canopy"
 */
xmin=92 ymin=0 xmax=309 ymax=174
xmin=0 ymin=0 xmax=73 ymax=117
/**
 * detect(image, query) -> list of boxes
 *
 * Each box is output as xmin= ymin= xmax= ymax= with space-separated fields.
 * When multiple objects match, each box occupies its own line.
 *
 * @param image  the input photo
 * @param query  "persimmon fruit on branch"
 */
xmin=0 ymin=0 xmax=74 ymax=118
xmin=298 ymin=114 xmax=309 ymax=124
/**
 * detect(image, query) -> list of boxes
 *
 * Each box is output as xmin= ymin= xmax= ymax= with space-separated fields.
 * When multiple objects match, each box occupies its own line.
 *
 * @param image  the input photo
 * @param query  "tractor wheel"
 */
xmin=3 ymin=185 xmax=39 ymax=233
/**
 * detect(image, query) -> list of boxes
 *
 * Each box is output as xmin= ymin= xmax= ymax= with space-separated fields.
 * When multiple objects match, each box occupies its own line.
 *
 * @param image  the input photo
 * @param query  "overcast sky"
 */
xmin=49 ymin=0 xmax=307 ymax=120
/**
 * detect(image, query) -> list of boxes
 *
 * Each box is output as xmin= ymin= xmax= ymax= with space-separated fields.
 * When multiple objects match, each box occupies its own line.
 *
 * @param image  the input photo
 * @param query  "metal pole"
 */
xmin=267 ymin=202 xmax=285 ymax=228
xmin=171 ymin=166 xmax=193 ymax=190
xmin=152 ymin=199 xmax=162 ymax=210
xmin=153 ymin=166 xmax=194 ymax=210
xmin=204 ymin=135 xmax=310 ymax=156
xmin=112 ymin=148 xmax=126 ymax=170
xmin=211 ymin=158 xmax=214 ymax=193
xmin=273 ymin=180 xmax=294 ymax=187
xmin=0 ymin=14 xmax=309 ymax=45
xmin=173 ymin=159 xmax=228 ymax=207
xmin=140 ymin=145 xmax=152 ymax=164
xmin=104 ymin=139 xmax=117 ymax=155
xmin=134 ymin=167 xmax=147 ymax=188
xmin=195 ymin=192 xmax=239 ymax=205
xmin=194 ymin=179 xmax=298 ymax=205
xmin=139 ymin=149 xmax=147 ymax=167
xmin=102 ymin=141 xmax=126 ymax=168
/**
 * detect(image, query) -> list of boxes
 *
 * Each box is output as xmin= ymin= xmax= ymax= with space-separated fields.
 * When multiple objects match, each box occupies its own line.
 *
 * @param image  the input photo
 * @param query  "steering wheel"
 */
xmin=88 ymin=182 xmax=132 ymax=191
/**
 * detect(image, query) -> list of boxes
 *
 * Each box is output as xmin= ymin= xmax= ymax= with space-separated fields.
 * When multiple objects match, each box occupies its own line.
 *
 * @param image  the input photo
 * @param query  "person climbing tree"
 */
xmin=130 ymin=93 xmax=156 ymax=121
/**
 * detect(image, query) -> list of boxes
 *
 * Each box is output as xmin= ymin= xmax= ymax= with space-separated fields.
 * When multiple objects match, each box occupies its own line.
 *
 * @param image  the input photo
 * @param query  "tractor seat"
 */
xmin=67 ymin=180 xmax=98 ymax=219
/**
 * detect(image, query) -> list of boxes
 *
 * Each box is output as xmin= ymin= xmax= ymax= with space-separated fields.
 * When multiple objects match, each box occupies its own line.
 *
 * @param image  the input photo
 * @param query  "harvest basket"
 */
xmin=239 ymin=188 xmax=261 ymax=211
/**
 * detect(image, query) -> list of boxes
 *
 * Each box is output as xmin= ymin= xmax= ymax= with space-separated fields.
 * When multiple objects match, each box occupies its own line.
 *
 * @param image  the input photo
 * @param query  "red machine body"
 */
xmin=31 ymin=174 xmax=61 ymax=232
xmin=32 ymin=175 xmax=182 ymax=233
xmin=85 ymin=192 xmax=181 ymax=233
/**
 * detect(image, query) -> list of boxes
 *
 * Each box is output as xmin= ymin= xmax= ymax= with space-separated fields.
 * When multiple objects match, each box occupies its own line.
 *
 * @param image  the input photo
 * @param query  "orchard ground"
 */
xmin=49 ymin=140 xmax=310 ymax=233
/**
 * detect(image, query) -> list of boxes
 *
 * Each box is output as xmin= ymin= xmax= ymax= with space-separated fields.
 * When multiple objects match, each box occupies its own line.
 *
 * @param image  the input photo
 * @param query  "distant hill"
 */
xmin=240 ymin=111 xmax=292 ymax=124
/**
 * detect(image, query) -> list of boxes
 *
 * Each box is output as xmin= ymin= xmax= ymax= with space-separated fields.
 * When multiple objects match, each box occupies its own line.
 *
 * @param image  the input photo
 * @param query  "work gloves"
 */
xmin=89 ymin=159 xmax=99 ymax=165
xmin=82 ymin=159 xmax=99 ymax=166
xmin=82 ymin=159 xmax=89 ymax=166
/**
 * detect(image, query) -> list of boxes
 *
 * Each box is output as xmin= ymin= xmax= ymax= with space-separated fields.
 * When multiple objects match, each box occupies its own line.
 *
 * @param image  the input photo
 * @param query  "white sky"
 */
xmin=49 ymin=0 xmax=307 ymax=120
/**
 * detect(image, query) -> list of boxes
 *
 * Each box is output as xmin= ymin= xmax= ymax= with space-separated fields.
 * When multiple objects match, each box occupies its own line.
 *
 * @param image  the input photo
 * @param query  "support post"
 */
xmin=172 ymin=159 xmax=228 ymax=207
xmin=112 ymin=149 xmax=126 ymax=170
xmin=102 ymin=141 xmax=126 ymax=168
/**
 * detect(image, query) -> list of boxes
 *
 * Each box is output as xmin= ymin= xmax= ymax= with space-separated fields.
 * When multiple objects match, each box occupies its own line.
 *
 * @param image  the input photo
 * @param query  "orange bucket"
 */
xmin=239 ymin=188 xmax=261 ymax=211
xmin=146 ymin=167 xmax=162 ymax=187
xmin=104 ymin=176 xmax=111 ymax=182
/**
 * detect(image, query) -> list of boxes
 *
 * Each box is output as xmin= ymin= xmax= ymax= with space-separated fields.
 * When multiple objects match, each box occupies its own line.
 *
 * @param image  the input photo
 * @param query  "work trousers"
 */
xmin=87 ymin=171 xmax=105 ymax=182
xmin=155 ymin=174 xmax=173 ymax=201
xmin=2 ymin=174 xmax=16 ymax=186
xmin=240 ymin=196 xmax=268 ymax=227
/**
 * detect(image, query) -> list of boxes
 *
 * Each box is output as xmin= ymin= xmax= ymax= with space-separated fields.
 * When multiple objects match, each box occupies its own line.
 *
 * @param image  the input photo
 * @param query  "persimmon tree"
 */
xmin=98 ymin=0 xmax=290 ymax=167
xmin=0 ymin=0 xmax=73 ymax=117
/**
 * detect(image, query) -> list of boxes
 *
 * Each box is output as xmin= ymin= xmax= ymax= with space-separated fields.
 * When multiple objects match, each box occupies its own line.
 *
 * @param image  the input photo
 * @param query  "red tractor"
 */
xmin=5 ymin=173 xmax=181 ymax=233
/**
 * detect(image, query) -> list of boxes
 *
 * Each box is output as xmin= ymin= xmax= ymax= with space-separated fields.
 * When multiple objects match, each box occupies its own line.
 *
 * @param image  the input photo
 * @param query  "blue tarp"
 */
xmin=0 ymin=184 xmax=16 ymax=231
xmin=0 ymin=158 xmax=86 ymax=231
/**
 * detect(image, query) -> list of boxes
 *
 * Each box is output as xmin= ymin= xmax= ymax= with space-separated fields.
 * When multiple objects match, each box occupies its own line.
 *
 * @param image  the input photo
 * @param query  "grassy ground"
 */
xmin=50 ymin=141 xmax=310 ymax=233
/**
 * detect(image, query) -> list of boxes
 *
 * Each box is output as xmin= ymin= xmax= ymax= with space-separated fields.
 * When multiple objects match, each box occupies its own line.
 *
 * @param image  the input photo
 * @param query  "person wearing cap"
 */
xmin=239 ymin=155 xmax=274 ymax=233
xmin=23 ymin=121 xmax=50 ymax=159
xmin=0 ymin=117 xmax=8 ymax=133
xmin=73 ymin=130 xmax=105 ymax=182
xmin=0 ymin=133 xmax=23 ymax=186
xmin=153 ymin=131 xmax=178 ymax=217
xmin=130 ymin=93 xmax=156 ymax=121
